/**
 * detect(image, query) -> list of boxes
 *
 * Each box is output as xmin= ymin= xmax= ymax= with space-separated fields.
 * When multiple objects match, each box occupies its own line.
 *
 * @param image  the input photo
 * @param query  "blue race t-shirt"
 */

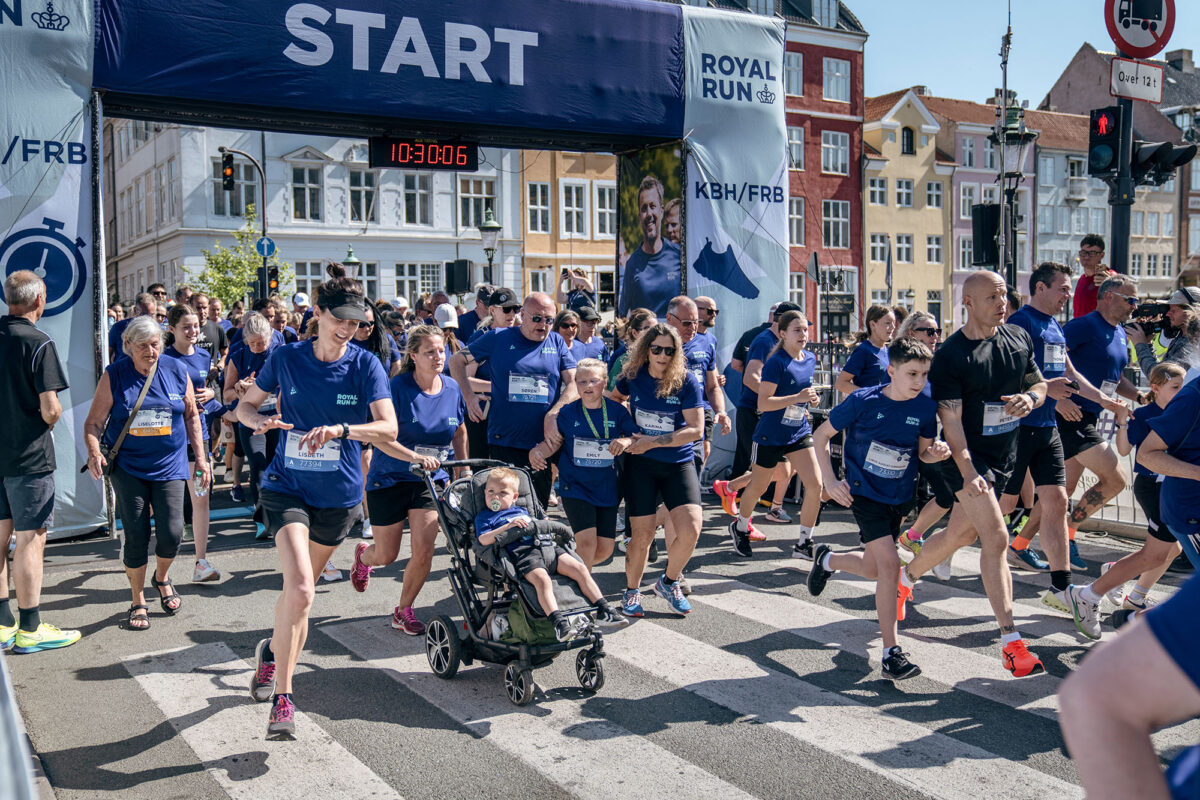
xmin=1129 ymin=402 xmax=1164 ymax=478
xmin=828 ymin=384 xmax=938 ymax=505
xmin=467 ymin=327 xmax=577 ymax=449
xmin=569 ymin=336 xmax=611 ymax=365
xmin=615 ymin=365 xmax=704 ymax=464
xmin=162 ymin=346 xmax=221 ymax=440
xmin=1064 ymin=310 xmax=1129 ymax=415
xmin=103 ymin=356 xmax=192 ymax=481
xmin=682 ymin=333 xmax=717 ymax=411
xmin=1148 ymin=381 xmax=1200 ymax=537
xmin=366 ymin=373 xmax=466 ymax=490
xmin=1006 ymin=304 xmax=1067 ymax=428
xmin=474 ymin=505 xmax=535 ymax=556
xmin=218 ymin=319 xmax=234 ymax=332
xmin=458 ymin=309 xmax=481 ymax=341
xmin=256 ymin=341 xmax=391 ymax=508
xmin=619 ymin=241 xmax=681 ymax=318
xmin=555 ymin=398 xmax=638 ymax=507
xmin=753 ymin=348 xmax=817 ymax=445
xmin=842 ymin=340 xmax=890 ymax=388
xmin=738 ymin=327 xmax=779 ymax=409
xmin=228 ymin=327 xmax=285 ymax=355
xmin=349 ymin=334 xmax=400 ymax=372
xmin=564 ymin=288 xmax=597 ymax=313
xmin=108 ymin=317 xmax=131 ymax=358
xmin=230 ymin=336 xmax=282 ymax=419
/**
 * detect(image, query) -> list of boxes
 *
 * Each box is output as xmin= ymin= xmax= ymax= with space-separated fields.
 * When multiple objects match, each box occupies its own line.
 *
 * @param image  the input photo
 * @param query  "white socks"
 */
xmin=797 ymin=525 xmax=813 ymax=542
xmin=737 ymin=515 xmax=751 ymax=533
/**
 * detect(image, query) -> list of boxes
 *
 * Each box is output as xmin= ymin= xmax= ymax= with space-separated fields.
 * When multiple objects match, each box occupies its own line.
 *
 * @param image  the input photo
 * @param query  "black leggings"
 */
xmin=466 ymin=410 xmax=490 ymax=461
xmin=237 ymin=425 xmax=279 ymax=506
xmin=111 ymin=467 xmax=185 ymax=569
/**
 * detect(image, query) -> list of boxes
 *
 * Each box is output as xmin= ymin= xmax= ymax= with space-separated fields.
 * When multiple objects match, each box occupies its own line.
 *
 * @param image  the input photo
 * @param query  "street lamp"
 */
xmin=478 ymin=207 xmax=503 ymax=284
xmin=342 ymin=245 xmax=361 ymax=278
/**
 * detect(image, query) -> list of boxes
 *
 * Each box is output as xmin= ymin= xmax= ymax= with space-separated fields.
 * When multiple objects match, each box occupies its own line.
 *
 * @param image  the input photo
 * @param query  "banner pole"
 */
xmin=91 ymin=92 xmax=116 ymax=539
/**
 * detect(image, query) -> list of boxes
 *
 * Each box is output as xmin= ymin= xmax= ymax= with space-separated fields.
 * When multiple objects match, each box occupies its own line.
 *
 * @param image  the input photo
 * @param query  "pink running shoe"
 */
xmin=351 ymin=542 xmax=372 ymax=593
xmin=391 ymin=605 xmax=426 ymax=636
xmin=747 ymin=520 xmax=766 ymax=542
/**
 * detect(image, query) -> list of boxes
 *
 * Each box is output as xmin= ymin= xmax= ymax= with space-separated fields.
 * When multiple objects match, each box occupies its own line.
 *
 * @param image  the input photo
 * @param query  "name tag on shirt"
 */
xmin=283 ymin=430 xmax=341 ymax=472
xmin=573 ymin=437 xmax=613 ymax=467
xmin=783 ymin=403 xmax=809 ymax=426
xmin=129 ymin=408 xmax=172 ymax=437
xmin=414 ymin=444 xmax=451 ymax=462
xmin=635 ymin=407 xmax=675 ymax=434
xmin=863 ymin=441 xmax=911 ymax=479
xmin=982 ymin=402 xmax=1019 ymax=436
xmin=508 ymin=374 xmax=550 ymax=403
xmin=1043 ymin=343 xmax=1065 ymax=371
xmin=1101 ymin=379 xmax=1118 ymax=397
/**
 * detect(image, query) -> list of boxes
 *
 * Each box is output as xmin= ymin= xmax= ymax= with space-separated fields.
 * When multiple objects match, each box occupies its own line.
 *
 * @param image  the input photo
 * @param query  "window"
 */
xmin=926 ymin=235 xmax=943 ymax=264
xmin=788 ymin=126 xmax=804 ymax=169
xmin=870 ymin=289 xmax=889 ymax=306
xmin=1146 ymin=212 xmax=1159 ymax=237
xmin=822 ymin=200 xmax=850 ymax=249
xmin=959 ymin=237 xmax=974 ymax=270
xmin=560 ymin=180 xmax=588 ymax=237
xmin=961 ymin=137 xmax=975 ymax=168
xmin=528 ymin=268 xmax=552 ymax=294
xmin=813 ymin=0 xmax=838 ymax=27
xmin=118 ymin=189 xmax=131 ymax=245
xmin=984 ymin=139 xmax=996 ymax=170
xmin=1037 ymin=206 xmax=1053 ymax=234
xmin=212 ymin=160 xmax=257 ymax=218
xmin=746 ymin=0 xmax=772 ymax=15
xmin=869 ymin=233 xmax=887 ymax=262
xmin=1068 ymin=158 xmax=1085 ymax=178
xmin=293 ymin=261 xmax=323 ymax=298
xmin=868 ymin=177 xmax=886 ymax=205
xmin=789 ymin=272 xmax=806 ymax=307
xmin=1132 ymin=211 xmax=1144 ymax=236
xmin=959 ymin=184 xmax=976 ymax=220
xmin=1163 ymin=254 xmax=1173 ymax=276
xmin=895 ymin=234 xmax=913 ymax=263
xmin=926 ymin=181 xmax=943 ymax=208
xmin=594 ymin=267 xmax=617 ymax=312
xmin=1191 ymin=217 xmax=1200 ymax=255
xmin=403 ymin=172 xmax=432 ymax=225
xmin=981 ymin=185 xmax=998 ymax=205
xmin=822 ymin=58 xmax=850 ymax=103
xmin=291 ymin=166 xmax=322 ymax=221
xmin=896 ymin=179 xmax=914 ymax=207
xmin=1091 ymin=208 xmax=1106 ymax=235
xmin=348 ymin=168 xmax=378 ymax=223
xmin=1130 ymin=253 xmax=1143 ymax=276
xmin=1164 ymin=212 xmax=1175 ymax=237
xmin=153 ymin=166 xmax=165 ymax=229
xmin=459 ymin=177 xmax=495 ymax=229
xmin=395 ymin=262 xmax=444 ymax=302
xmin=821 ymin=130 xmax=849 ymax=174
xmin=1193 ymin=166 xmax=1200 ymax=192
xmin=1072 ymin=207 xmax=1087 ymax=235
xmin=784 ymin=52 xmax=803 ymax=96
xmin=1147 ymin=253 xmax=1158 ymax=277
xmin=901 ymin=127 xmax=915 ymax=155
xmin=788 ymin=198 xmax=805 ymax=246
xmin=359 ymin=262 xmax=379 ymax=299
xmin=116 ymin=126 xmax=129 ymax=163
xmin=1057 ymin=206 xmax=1070 ymax=235
xmin=527 ymin=182 xmax=550 ymax=233
xmin=927 ymin=290 xmax=942 ymax=325
xmin=133 ymin=178 xmax=144 ymax=237
xmin=594 ymin=183 xmax=616 ymax=238
xmin=166 ymin=158 xmax=178 ymax=220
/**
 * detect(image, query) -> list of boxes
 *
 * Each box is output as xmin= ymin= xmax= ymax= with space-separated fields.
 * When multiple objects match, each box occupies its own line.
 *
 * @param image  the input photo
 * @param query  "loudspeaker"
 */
xmin=971 ymin=203 xmax=1000 ymax=267
xmin=445 ymin=259 xmax=472 ymax=295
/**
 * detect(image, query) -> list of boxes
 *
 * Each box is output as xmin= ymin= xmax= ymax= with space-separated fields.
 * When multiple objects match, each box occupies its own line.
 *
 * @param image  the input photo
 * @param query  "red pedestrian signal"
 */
xmin=1094 ymin=112 xmax=1113 ymax=136
xmin=1088 ymin=106 xmax=1123 ymax=180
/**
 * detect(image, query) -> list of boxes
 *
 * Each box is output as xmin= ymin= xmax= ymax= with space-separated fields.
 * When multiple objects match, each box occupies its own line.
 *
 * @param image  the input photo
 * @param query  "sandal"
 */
xmin=151 ymin=577 xmax=182 ymax=615
xmin=126 ymin=604 xmax=150 ymax=631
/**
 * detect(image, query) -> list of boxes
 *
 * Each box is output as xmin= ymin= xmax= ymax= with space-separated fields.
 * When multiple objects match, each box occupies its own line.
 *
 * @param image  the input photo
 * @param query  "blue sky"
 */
xmin=852 ymin=0 xmax=1199 ymax=105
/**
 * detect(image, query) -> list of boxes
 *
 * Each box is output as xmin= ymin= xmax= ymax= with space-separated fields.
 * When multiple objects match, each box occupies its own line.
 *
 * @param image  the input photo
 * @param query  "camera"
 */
xmin=1124 ymin=301 xmax=1170 ymax=337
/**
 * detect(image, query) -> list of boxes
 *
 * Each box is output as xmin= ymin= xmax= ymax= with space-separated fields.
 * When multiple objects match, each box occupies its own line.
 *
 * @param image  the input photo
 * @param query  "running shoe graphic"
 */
xmin=692 ymin=238 xmax=759 ymax=299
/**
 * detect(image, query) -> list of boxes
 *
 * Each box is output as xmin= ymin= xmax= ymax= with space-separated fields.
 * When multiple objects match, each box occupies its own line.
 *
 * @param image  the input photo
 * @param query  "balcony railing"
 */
xmin=1066 ymin=176 xmax=1088 ymax=202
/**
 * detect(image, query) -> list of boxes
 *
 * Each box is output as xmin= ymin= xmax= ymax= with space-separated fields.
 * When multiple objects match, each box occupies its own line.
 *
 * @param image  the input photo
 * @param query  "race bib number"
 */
xmin=635 ymin=407 xmax=675 ymax=434
xmin=573 ymin=437 xmax=613 ymax=468
xmin=414 ymin=444 xmax=450 ymax=462
xmin=129 ymin=408 xmax=172 ymax=437
xmin=283 ymin=430 xmax=342 ymax=472
xmin=259 ymin=395 xmax=278 ymax=415
xmin=982 ymin=402 xmax=1019 ymax=436
xmin=863 ymin=441 xmax=911 ymax=480
xmin=1100 ymin=379 xmax=1118 ymax=398
xmin=1043 ymin=343 xmax=1065 ymax=372
xmin=783 ymin=403 xmax=809 ymax=427
xmin=508 ymin=374 xmax=550 ymax=404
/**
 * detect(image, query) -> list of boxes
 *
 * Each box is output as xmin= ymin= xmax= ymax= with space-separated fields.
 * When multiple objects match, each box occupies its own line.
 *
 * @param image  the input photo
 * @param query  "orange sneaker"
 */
xmin=713 ymin=480 xmax=739 ymax=517
xmin=1001 ymin=639 xmax=1045 ymax=678
xmin=896 ymin=579 xmax=913 ymax=622
xmin=747 ymin=520 xmax=766 ymax=542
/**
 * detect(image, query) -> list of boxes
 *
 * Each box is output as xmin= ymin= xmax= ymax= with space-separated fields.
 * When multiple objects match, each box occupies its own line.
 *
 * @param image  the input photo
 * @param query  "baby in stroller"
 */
xmin=474 ymin=468 xmax=626 ymax=640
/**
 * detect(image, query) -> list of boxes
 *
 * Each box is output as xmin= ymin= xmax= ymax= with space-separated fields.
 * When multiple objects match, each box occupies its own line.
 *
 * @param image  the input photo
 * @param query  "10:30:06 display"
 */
xmin=368 ymin=137 xmax=480 ymax=171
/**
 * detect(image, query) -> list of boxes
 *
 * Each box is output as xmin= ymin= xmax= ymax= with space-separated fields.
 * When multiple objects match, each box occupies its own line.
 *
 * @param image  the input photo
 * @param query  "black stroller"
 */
xmin=414 ymin=459 xmax=608 ymax=706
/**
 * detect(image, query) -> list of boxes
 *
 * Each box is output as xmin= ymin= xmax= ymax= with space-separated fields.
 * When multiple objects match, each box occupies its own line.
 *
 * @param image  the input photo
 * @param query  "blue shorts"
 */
xmin=1146 ymin=573 xmax=1200 ymax=693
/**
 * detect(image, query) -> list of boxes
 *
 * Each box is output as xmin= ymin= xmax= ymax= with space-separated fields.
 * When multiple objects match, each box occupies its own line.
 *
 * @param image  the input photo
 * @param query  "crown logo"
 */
xmin=756 ymin=84 xmax=776 ymax=105
xmin=32 ymin=1 xmax=70 ymax=31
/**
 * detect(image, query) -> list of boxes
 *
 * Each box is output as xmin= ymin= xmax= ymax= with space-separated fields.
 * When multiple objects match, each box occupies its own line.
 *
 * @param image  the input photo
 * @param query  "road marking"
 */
xmin=323 ymin=618 xmax=758 ymax=800
xmin=123 ymin=642 xmax=402 ymax=800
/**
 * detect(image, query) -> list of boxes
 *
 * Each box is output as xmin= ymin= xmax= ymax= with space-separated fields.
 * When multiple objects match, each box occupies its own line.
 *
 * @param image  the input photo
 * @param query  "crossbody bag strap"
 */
xmin=107 ymin=359 xmax=158 ymax=463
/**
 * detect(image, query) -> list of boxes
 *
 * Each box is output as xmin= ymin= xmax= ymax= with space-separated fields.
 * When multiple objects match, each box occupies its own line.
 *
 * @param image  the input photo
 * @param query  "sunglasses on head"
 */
xmin=527 ymin=314 xmax=552 ymax=324
xmin=913 ymin=326 xmax=941 ymax=335
xmin=649 ymin=345 xmax=676 ymax=356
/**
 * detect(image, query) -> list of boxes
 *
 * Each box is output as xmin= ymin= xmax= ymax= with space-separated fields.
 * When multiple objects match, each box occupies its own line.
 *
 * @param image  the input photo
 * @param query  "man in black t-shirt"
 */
xmin=0 ymin=270 xmax=80 ymax=654
xmin=730 ymin=304 xmax=776 ymax=374
xmin=896 ymin=272 xmax=1047 ymax=678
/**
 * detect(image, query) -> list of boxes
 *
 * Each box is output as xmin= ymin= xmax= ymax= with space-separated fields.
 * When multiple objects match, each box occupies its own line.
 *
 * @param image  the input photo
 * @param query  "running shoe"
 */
xmin=548 ymin=491 xmax=560 ymax=508
xmin=616 ymin=512 xmax=626 ymax=534
xmin=728 ymin=519 xmax=753 ymax=558
xmin=897 ymin=579 xmax=913 ymax=622
xmin=255 ymin=522 xmax=270 ymax=541
xmin=1068 ymin=539 xmax=1087 ymax=571
xmin=250 ymin=638 xmax=276 ymax=702
xmin=765 ymin=506 xmax=792 ymax=524
xmin=1067 ymin=585 xmax=1102 ymax=640
xmin=594 ymin=602 xmax=630 ymax=628
xmin=361 ymin=520 xmax=373 ymax=540
xmin=1099 ymin=562 xmax=1126 ymax=607
xmin=391 ymin=605 xmax=426 ymax=636
xmin=1039 ymin=589 xmax=1071 ymax=616
xmin=11 ymin=623 xmax=81 ymax=654
xmin=0 ymin=622 xmax=16 ymax=652
xmin=881 ymin=647 xmax=922 ymax=681
xmin=266 ymin=694 xmax=296 ymax=741
xmin=1001 ymin=639 xmax=1045 ymax=678
xmin=192 ymin=558 xmax=221 ymax=583
xmin=1122 ymin=595 xmax=1154 ymax=612
xmin=677 ymin=573 xmax=692 ymax=596
xmin=617 ymin=535 xmax=629 ymax=554
xmin=1111 ymin=608 xmax=1139 ymax=630
xmin=712 ymin=480 xmax=738 ymax=517
xmin=747 ymin=521 xmax=766 ymax=542
xmin=351 ymin=542 xmax=372 ymax=593
xmin=791 ymin=538 xmax=815 ymax=561
xmin=654 ymin=575 xmax=691 ymax=615
xmin=807 ymin=544 xmax=833 ymax=597
xmin=897 ymin=531 xmax=922 ymax=557
xmin=552 ymin=613 xmax=576 ymax=642
xmin=621 ymin=588 xmax=645 ymax=618
xmin=930 ymin=554 xmax=953 ymax=581
xmin=1007 ymin=508 xmax=1031 ymax=538
xmin=1007 ymin=545 xmax=1049 ymax=571
xmin=320 ymin=561 xmax=342 ymax=582
xmin=648 ymin=535 xmax=660 ymax=563
xmin=230 ymin=484 xmax=246 ymax=503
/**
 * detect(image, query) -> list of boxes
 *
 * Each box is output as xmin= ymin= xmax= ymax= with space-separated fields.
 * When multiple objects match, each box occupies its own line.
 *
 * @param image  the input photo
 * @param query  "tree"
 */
xmin=188 ymin=205 xmax=293 ymax=309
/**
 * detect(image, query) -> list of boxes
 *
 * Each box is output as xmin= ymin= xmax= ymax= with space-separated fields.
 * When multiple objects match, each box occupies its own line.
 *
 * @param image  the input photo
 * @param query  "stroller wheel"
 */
xmin=504 ymin=663 xmax=535 ymax=706
xmin=575 ymin=650 xmax=605 ymax=693
xmin=426 ymin=616 xmax=462 ymax=679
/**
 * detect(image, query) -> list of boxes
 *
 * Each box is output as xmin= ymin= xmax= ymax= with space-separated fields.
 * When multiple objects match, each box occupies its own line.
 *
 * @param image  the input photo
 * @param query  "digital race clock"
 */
xmin=368 ymin=137 xmax=479 ymax=171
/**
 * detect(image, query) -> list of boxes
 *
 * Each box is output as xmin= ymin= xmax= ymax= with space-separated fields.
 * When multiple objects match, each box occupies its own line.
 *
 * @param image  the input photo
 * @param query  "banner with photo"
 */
xmin=0 ymin=1 xmax=104 ymax=535
xmin=681 ymin=6 xmax=788 ymax=365
xmin=616 ymin=143 xmax=685 ymax=319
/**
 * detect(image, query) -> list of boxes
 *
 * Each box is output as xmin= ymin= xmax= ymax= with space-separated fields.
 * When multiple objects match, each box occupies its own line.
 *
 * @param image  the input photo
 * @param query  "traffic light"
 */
xmin=1088 ymin=106 xmax=1122 ymax=180
xmin=267 ymin=266 xmax=279 ymax=292
xmin=1131 ymin=140 xmax=1198 ymax=186
xmin=221 ymin=153 xmax=235 ymax=191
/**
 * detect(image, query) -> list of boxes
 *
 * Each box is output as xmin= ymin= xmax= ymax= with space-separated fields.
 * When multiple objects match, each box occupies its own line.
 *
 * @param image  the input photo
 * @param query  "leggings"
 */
xmin=110 ymin=467 xmax=185 ymax=569
xmin=237 ymin=424 xmax=280 ymax=507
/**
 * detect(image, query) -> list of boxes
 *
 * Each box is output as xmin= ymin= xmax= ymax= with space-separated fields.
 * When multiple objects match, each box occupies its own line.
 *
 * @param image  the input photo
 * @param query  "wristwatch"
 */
xmin=339 ymin=423 xmax=350 ymax=439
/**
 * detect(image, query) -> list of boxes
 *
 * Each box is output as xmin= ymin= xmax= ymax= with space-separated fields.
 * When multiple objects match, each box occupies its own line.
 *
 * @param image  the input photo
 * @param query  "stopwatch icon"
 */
xmin=0 ymin=217 xmax=87 ymax=317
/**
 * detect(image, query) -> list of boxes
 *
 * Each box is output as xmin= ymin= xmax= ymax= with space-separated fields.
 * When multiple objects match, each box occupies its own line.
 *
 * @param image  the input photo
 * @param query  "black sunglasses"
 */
xmin=501 ymin=305 xmax=520 ymax=313
xmin=559 ymin=322 xmax=578 ymax=329
xmin=528 ymin=314 xmax=553 ymax=324
xmin=359 ymin=320 xmax=375 ymax=329
xmin=649 ymin=345 xmax=677 ymax=356
xmin=913 ymin=327 xmax=941 ymax=335
xmin=697 ymin=307 xmax=719 ymax=315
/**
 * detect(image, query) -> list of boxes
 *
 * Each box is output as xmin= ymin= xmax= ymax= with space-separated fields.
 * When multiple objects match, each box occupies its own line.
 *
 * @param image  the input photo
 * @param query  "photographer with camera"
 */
xmin=1126 ymin=286 xmax=1200 ymax=381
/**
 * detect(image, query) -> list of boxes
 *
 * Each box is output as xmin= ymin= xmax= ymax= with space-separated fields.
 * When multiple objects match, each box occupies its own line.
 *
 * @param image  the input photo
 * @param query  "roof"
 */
xmin=863 ymin=140 xmax=882 ymax=156
xmin=1024 ymin=108 xmax=1089 ymax=152
xmin=864 ymin=88 xmax=907 ymax=123
xmin=934 ymin=147 xmax=955 ymax=164
xmin=703 ymin=0 xmax=867 ymax=34
xmin=922 ymin=95 xmax=998 ymax=127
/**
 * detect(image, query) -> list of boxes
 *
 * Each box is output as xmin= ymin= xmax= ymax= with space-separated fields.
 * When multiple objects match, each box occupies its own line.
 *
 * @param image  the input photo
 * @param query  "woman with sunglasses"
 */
xmin=553 ymin=309 xmax=582 ymax=355
xmin=350 ymin=303 xmax=401 ymax=378
xmin=463 ymin=288 xmax=520 ymax=459
xmin=610 ymin=323 xmax=704 ymax=617
xmin=607 ymin=308 xmax=656 ymax=391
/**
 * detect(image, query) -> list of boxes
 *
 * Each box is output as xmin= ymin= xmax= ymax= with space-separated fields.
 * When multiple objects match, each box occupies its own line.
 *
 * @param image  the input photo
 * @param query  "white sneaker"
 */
xmin=1067 ymin=585 xmax=1102 ymax=640
xmin=930 ymin=554 xmax=953 ymax=581
xmin=361 ymin=520 xmax=373 ymax=540
xmin=1098 ymin=562 xmax=1125 ymax=607
xmin=192 ymin=558 xmax=221 ymax=583
xmin=320 ymin=561 xmax=343 ymax=582
xmin=617 ymin=535 xmax=629 ymax=553
xmin=1039 ymin=588 xmax=1071 ymax=616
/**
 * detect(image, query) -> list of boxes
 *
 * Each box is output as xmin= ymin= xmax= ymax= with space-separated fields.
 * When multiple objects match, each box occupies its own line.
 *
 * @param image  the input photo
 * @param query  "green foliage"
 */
xmin=188 ymin=205 xmax=293 ymax=308
xmin=618 ymin=144 xmax=684 ymax=255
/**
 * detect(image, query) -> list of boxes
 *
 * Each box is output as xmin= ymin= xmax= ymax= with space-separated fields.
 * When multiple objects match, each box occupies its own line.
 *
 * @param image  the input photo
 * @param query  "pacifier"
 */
xmin=488 ymin=499 xmax=503 ymax=511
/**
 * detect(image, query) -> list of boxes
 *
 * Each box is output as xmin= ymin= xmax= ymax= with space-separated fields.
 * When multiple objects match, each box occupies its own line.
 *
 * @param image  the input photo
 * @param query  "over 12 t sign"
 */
xmin=1110 ymin=56 xmax=1164 ymax=103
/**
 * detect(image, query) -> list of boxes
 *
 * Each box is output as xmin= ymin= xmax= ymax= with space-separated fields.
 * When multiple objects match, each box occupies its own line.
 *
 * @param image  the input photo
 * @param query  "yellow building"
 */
xmin=862 ymin=89 xmax=955 ymax=329
xmin=519 ymin=151 xmax=618 ymax=313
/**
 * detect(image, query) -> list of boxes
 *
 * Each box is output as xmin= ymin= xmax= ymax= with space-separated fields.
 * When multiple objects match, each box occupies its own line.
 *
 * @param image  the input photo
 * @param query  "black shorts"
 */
xmin=851 ymin=495 xmax=915 ymax=545
xmin=939 ymin=456 xmax=1011 ymax=501
xmin=260 ymin=489 xmax=361 ymax=547
xmin=512 ymin=544 xmax=570 ymax=576
xmin=1058 ymin=411 xmax=1105 ymax=460
xmin=560 ymin=495 xmax=619 ymax=539
xmin=366 ymin=481 xmax=435 ymax=527
xmin=752 ymin=437 xmax=813 ymax=469
xmin=1133 ymin=473 xmax=1173 ymax=543
xmin=624 ymin=456 xmax=702 ymax=517
xmin=0 ymin=472 xmax=54 ymax=531
xmin=703 ymin=407 xmax=714 ymax=442
xmin=1003 ymin=426 xmax=1066 ymax=495
xmin=917 ymin=460 xmax=955 ymax=510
